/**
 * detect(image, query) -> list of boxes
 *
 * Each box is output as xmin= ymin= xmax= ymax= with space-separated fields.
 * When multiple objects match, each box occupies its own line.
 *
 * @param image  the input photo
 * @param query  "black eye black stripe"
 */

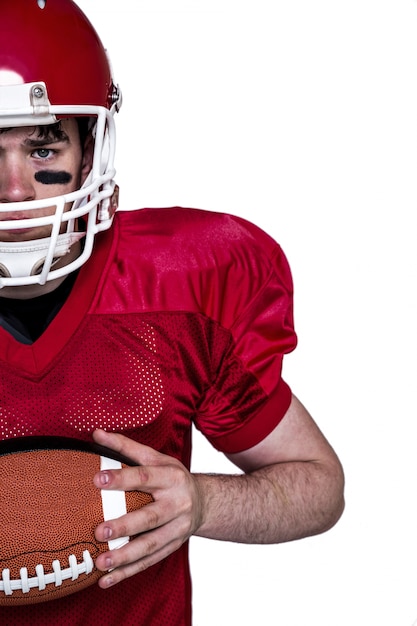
xmin=35 ymin=171 xmax=72 ymax=185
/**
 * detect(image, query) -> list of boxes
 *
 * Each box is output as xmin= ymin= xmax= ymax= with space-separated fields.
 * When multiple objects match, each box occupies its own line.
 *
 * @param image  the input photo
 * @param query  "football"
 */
xmin=0 ymin=436 xmax=153 ymax=606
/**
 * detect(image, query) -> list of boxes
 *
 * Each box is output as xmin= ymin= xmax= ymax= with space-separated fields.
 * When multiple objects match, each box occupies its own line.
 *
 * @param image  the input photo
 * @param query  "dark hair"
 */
xmin=75 ymin=117 xmax=90 ymax=147
xmin=0 ymin=117 xmax=91 ymax=150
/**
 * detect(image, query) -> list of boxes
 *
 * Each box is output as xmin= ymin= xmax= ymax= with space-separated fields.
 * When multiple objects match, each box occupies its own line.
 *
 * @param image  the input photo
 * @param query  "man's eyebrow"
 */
xmin=24 ymin=134 xmax=70 ymax=147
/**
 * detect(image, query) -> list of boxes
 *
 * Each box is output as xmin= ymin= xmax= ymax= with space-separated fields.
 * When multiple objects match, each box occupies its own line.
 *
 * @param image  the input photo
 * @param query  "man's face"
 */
xmin=0 ymin=119 xmax=91 ymax=242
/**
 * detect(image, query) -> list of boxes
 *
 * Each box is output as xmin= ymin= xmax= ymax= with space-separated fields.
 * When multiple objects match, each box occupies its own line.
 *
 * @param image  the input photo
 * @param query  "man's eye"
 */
xmin=34 ymin=148 xmax=53 ymax=158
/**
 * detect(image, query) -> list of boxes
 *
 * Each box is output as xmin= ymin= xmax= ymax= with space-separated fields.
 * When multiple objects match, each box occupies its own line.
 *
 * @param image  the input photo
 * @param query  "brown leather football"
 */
xmin=0 ymin=436 xmax=152 ymax=606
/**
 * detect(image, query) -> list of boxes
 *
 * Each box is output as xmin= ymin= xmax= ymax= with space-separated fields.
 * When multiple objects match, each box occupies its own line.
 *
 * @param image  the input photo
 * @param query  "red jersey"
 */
xmin=0 ymin=207 xmax=297 ymax=625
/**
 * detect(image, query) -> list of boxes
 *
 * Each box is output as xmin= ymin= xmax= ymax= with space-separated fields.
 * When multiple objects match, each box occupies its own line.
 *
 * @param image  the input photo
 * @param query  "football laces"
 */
xmin=0 ymin=550 xmax=94 ymax=596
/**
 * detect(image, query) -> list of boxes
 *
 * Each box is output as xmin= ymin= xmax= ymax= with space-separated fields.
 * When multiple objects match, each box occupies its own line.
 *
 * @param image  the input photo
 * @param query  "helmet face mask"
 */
xmin=0 ymin=0 xmax=121 ymax=288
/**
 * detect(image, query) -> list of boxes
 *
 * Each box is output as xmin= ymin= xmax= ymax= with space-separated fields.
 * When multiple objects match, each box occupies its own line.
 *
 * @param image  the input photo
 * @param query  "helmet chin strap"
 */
xmin=0 ymin=232 xmax=85 ymax=280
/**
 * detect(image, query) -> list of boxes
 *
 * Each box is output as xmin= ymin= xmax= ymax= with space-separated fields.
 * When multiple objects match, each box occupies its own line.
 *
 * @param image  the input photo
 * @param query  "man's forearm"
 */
xmin=193 ymin=460 xmax=345 ymax=544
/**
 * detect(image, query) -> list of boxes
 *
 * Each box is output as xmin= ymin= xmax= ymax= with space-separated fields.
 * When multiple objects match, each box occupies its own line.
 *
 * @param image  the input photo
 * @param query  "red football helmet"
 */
xmin=0 ymin=0 xmax=122 ymax=287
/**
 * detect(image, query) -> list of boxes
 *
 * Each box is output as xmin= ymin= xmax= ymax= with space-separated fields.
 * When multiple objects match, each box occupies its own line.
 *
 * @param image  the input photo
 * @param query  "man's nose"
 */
xmin=0 ymin=157 xmax=36 ymax=204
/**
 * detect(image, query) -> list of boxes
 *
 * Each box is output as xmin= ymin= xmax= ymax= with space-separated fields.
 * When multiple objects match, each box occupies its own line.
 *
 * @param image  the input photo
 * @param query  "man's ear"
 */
xmin=80 ymin=133 xmax=94 ymax=184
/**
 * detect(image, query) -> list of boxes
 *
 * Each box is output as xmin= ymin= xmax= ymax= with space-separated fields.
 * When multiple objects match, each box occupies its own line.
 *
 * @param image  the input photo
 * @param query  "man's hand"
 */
xmin=92 ymin=428 xmax=204 ymax=589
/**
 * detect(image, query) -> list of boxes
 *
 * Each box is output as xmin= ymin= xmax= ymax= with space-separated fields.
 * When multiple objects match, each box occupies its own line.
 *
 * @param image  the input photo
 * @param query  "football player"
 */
xmin=0 ymin=1 xmax=344 ymax=624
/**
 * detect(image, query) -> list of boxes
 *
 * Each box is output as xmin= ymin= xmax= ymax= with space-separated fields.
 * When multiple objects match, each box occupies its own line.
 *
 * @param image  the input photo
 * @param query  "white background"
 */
xmin=76 ymin=1 xmax=417 ymax=624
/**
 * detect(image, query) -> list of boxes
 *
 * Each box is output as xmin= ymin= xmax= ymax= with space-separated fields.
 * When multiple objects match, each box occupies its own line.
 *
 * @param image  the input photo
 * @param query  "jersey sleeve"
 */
xmin=195 ymin=216 xmax=297 ymax=454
